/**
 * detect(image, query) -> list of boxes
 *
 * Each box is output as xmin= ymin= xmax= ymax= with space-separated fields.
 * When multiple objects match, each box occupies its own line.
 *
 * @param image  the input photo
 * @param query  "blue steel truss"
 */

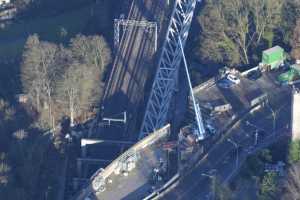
xmin=139 ymin=0 xmax=199 ymax=139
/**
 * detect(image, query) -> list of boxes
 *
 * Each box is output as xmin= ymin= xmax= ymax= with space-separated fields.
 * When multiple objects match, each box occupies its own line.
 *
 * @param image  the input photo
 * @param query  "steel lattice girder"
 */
xmin=139 ymin=0 xmax=198 ymax=139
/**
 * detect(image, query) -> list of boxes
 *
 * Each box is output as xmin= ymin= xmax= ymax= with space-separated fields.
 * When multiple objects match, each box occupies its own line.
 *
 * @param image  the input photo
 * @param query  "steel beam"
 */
xmin=139 ymin=0 xmax=198 ymax=139
xmin=81 ymin=138 xmax=134 ymax=147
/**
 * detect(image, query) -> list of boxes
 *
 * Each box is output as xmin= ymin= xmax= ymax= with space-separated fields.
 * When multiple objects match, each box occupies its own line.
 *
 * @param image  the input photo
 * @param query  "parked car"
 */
xmin=247 ymin=70 xmax=262 ymax=81
xmin=217 ymin=78 xmax=234 ymax=89
xmin=205 ymin=123 xmax=216 ymax=134
xmin=281 ymin=63 xmax=290 ymax=71
xmin=277 ymin=69 xmax=298 ymax=86
xmin=226 ymin=74 xmax=240 ymax=84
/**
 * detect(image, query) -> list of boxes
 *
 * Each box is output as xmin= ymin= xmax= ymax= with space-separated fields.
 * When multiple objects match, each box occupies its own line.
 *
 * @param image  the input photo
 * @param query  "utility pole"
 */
xmin=266 ymin=102 xmax=276 ymax=134
xmin=254 ymin=130 xmax=258 ymax=146
xmin=267 ymin=101 xmax=286 ymax=135
xmin=202 ymin=172 xmax=216 ymax=200
xmin=227 ymin=138 xmax=238 ymax=170
xmin=245 ymin=120 xmax=269 ymax=145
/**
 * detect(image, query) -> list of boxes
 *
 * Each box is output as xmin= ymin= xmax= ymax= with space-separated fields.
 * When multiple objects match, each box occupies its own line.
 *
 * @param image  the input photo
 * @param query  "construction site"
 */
xmin=63 ymin=0 xmax=300 ymax=199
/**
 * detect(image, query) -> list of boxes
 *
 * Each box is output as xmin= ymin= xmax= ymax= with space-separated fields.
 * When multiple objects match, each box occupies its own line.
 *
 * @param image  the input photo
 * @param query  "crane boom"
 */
xmin=179 ymin=39 xmax=205 ymax=140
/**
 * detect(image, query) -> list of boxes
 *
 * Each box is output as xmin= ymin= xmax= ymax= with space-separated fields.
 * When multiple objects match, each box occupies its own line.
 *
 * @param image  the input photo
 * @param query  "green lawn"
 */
xmin=0 ymin=4 xmax=95 ymax=60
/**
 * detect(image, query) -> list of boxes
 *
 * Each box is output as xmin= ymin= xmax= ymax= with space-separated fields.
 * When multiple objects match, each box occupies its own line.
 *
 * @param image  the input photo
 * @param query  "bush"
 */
xmin=259 ymin=172 xmax=278 ymax=200
xmin=288 ymin=140 xmax=300 ymax=164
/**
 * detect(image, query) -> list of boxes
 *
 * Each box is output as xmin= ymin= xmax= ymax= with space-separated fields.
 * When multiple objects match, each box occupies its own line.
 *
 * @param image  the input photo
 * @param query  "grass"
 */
xmin=0 ymin=38 xmax=25 ymax=61
xmin=0 ymin=3 xmax=95 ymax=60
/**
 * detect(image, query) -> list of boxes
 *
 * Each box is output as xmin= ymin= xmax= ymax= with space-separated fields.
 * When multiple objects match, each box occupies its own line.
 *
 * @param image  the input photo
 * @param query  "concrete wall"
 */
xmin=292 ymin=89 xmax=300 ymax=141
xmin=250 ymin=93 xmax=268 ymax=107
xmin=193 ymin=78 xmax=216 ymax=93
xmin=241 ymin=66 xmax=259 ymax=76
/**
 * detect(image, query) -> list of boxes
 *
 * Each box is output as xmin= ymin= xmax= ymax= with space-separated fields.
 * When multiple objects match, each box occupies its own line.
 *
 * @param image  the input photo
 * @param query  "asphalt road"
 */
xmin=93 ymin=0 xmax=172 ymax=142
xmin=159 ymin=86 xmax=291 ymax=200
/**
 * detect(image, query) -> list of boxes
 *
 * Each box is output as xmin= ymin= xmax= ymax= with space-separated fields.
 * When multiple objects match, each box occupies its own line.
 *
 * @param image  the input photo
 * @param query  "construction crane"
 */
xmin=178 ymin=38 xmax=206 ymax=141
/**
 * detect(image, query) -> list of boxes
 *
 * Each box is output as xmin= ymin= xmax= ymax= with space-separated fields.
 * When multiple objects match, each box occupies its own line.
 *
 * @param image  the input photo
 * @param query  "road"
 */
xmin=158 ymin=90 xmax=291 ymax=200
xmin=93 ymin=0 xmax=172 ymax=142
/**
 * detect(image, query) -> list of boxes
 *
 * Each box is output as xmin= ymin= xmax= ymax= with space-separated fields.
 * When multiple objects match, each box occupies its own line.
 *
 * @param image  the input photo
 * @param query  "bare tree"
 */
xmin=21 ymin=34 xmax=111 ymax=128
xmin=40 ymin=42 xmax=59 ymax=128
xmin=70 ymin=34 xmax=111 ymax=73
xmin=21 ymin=34 xmax=59 ymax=129
xmin=281 ymin=163 xmax=300 ymax=200
xmin=196 ymin=0 xmax=240 ymax=65
xmin=291 ymin=19 xmax=300 ymax=60
xmin=197 ymin=0 xmax=255 ymax=65
xmin=223 ymin=0 xmax=255 ymax=65
xmin=57 ymin=62 xmax=102 ymax=125
xmin=0 ymin=153 xmax=10 ymax=186
xmin=196 ymin=0 xmax=283 ymax=66
xmin=250 ymin=0 xmax=283 ymax=44
xmin=53 ymin=34 xmax=112 ymax=124
xmin=57 ymin=62 xmax=82 ymax=126
xmin=21 ymin=34 xmax=43 ymax=111
xmin=0 ymin=99 xmax=16 ymax=145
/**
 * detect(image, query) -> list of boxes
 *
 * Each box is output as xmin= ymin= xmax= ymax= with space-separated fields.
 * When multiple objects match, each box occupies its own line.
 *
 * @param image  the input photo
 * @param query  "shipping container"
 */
xmin=262 ymin=46 xmax=285 ymax=70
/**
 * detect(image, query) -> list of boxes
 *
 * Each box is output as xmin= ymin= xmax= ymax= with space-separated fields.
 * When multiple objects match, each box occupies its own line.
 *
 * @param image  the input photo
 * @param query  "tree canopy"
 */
xmin=194 ymin=0 xmax=296 ymax=67
xmin=21 ymin=34 xmax=111 ymax=128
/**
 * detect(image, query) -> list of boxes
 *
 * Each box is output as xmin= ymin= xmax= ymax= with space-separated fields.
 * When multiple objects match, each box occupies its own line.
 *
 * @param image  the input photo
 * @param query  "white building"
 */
xmin=292 ymin=88 xmax=300 ymax=141
xmin=0 ymin=0 xmax=10 ymax=6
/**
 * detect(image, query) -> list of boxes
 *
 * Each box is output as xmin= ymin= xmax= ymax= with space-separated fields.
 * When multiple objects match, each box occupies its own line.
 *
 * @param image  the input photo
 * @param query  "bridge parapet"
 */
xmin=75 ymin=124 xmax=171 ymax=200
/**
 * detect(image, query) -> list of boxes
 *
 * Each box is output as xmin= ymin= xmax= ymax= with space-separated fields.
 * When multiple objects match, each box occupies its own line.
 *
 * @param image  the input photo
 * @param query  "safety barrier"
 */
xmin=75 ymin=124 xmax=170 ymax=199
xmin=193 ymin=78 xmax=216 ymax=94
